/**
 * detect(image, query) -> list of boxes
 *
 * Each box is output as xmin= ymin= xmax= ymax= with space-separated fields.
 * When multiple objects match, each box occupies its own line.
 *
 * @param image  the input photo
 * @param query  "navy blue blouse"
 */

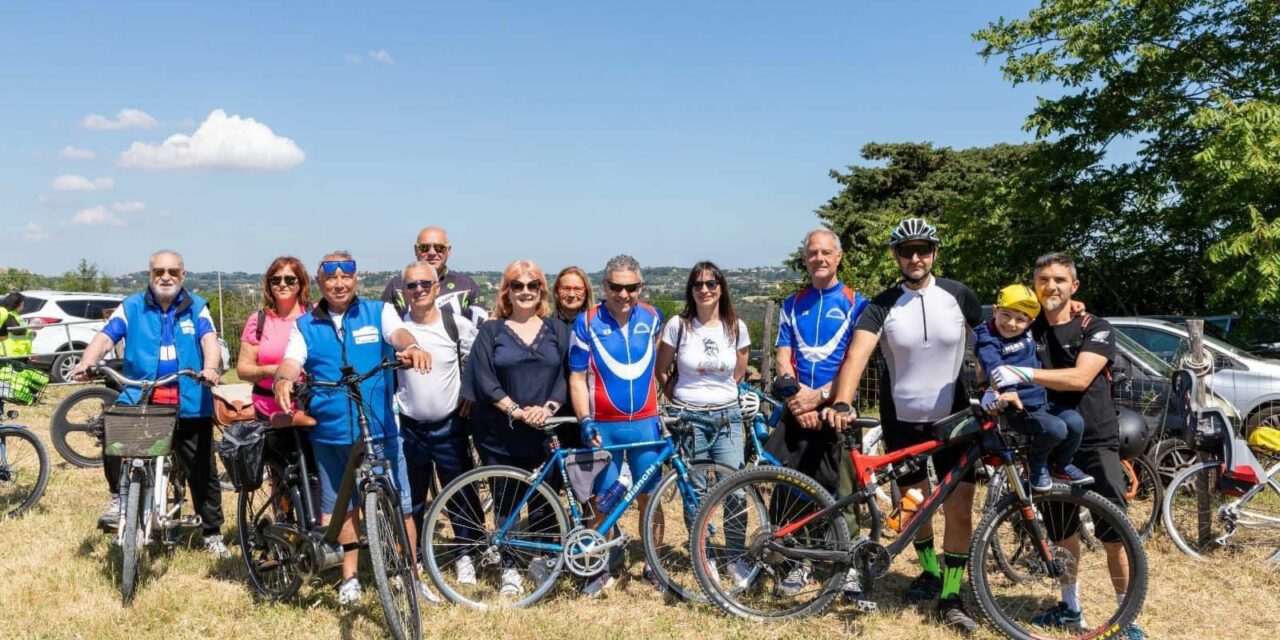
xmin=464 ymin=317 xmax=569 ymax=458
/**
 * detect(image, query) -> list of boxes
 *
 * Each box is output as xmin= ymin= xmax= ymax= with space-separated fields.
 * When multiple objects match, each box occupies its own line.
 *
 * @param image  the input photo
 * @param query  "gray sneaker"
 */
xmin=776 ymin=563 xmax=812 ymax=597
xmin=97 ymin=494 xmax=122 ymax=531
xmin=204 ymin=534 xmax=232 ymax=560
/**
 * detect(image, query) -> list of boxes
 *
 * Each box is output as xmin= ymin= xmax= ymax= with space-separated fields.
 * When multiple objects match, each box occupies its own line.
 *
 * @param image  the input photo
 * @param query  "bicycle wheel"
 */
xmin=237 ymin=457 xmax=303 ymax=601
xmin=691 ymin=465 xmax=851 ymax=621
xmin=0 ymin=426 xmax=50 ymax=518
xmin=49 ymin=386 xmax=117 ymax=468
xmin=1162 ymin=461 xmax=1280 ymax=562
xmin=365 ymin=485 xmax=421 ymax=640
xmin=422 ymin=466 xmax=568 ymax=609
xmin=970 ymin=488 xmax=1148 ymax=640
xmin=642 ymin=461 xmax=765 ymax=602
xmin=1125 ymin=454 xmax=1162 ymax=541
xmin=120 ymin=473 xmax=144 ymax=605
xmin=1152 ymin=437 xmax=1196 ymax=485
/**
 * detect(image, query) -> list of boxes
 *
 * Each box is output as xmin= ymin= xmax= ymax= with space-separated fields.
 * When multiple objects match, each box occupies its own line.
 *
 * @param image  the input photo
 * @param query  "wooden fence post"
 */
xmin=761 ymin=300 xmax=776 ymax=387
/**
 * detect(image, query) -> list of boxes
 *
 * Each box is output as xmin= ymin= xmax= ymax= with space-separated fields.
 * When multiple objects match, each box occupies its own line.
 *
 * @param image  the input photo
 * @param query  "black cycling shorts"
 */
xmin=1043 ymin=446 xmax=1129 ymax=543
xmin=881 ymin=418 xmax=977 ymax=488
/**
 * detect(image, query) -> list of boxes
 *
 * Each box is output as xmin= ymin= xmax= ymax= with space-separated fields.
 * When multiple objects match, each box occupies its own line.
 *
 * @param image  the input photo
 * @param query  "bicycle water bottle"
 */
xmin=598 ymin=480 xmax=628 ymax=512
xmin=753 ymin=418 xmax=770 ymax=442
xmin=886 ymin=488 xmax=924 ymax=532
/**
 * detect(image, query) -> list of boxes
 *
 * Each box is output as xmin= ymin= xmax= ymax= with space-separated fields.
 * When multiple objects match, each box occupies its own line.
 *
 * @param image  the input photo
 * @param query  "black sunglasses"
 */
xmin=151 ymin=267 xmax=182 ymax=278
xmin=268 ymin=275 xmax=299 ymax=286
xmin=404 ymin=279 xmax=437 ymax=291
xmin=606 ymin=281 xmax=642 ymax=294
xmin=414 ymin=242 xmax=450 ymax=254
xmin=894 ymin=244 xmax=935 ymax=259
xmin=509 ymin=280 xmax=542 ymax=293
xmin=692 ymin=279 xmax=720 ymax=291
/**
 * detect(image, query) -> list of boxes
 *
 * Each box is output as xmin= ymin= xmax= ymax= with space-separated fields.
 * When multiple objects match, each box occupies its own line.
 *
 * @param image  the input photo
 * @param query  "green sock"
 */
xmin=913 ymin=537 xmax=940 ymax=577
xmin=941 ymin=552 xmax=969 ymax=600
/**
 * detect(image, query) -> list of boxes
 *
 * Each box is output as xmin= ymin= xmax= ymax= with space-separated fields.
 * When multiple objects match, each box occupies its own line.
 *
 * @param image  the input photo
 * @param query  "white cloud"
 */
xmin=67 ymin=206 xmax=126 ymax=227
xmin=60 ymin=145 xmax=96 ymax=159
xmin=369 ymin=49 xmax=394 ymax=64
xmin=50 ymin=174 xmax=115 ymax=192
xmin=82 ymin=108 xmax=160 ymax=131
xmin=23 ymin=222 xmax=50 ymax=241
xmin=344 ymin=52 xmax=362 ymax=63
xmin=118 ymin=109 xmax=306 ymax=172
xmin=112 ymin=201 xmax=146 ymax=213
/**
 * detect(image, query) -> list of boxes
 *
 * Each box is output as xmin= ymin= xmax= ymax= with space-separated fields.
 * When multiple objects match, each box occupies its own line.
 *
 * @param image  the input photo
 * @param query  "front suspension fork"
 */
xmin=1000 ymin=453 xmax=1065 ymax=580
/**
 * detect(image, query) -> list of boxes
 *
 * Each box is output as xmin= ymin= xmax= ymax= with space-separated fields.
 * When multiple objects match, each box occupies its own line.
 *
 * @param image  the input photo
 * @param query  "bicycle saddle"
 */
xmin=269 ymin=410 xmax=317 ymax=429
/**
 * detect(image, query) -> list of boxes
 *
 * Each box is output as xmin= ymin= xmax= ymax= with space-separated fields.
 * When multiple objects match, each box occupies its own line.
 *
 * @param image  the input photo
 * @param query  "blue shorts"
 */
xmin=312 ymin=436 xmax=413 ymax=515
xmin=593 ymin=417 xmax=665 ymax=495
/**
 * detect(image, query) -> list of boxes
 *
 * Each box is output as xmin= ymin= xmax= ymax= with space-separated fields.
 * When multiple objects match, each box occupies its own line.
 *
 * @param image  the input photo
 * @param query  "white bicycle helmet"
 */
xmin=738 ymin=392 xmax=761 ymax=421
xmin=888 ymin=218 xmax=941 ymax=248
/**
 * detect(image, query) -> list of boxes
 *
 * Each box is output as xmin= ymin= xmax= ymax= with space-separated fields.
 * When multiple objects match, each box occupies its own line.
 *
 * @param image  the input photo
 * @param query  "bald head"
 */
xmin=414 ymin=226 xmax=453 ymax=271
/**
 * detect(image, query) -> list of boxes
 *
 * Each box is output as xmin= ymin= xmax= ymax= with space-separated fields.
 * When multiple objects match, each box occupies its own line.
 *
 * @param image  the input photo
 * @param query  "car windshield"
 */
xmin=1115 ymin=331 xmax=1171 ymax=377
xmin=1201 ymin=321 xmax=1265 ymax=354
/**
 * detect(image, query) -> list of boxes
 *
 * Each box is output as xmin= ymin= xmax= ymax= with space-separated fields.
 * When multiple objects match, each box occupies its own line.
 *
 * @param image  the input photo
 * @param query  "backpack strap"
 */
xmin=254 ymin=308 xmax=267 ymax=342
xmin=441 ymin=307 xmax=462 ymax=364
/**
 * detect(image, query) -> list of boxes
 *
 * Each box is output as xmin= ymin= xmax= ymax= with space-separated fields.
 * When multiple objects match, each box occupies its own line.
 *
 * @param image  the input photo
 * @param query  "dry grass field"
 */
xmin=3 ymin=385 xmax=1278 ymax=639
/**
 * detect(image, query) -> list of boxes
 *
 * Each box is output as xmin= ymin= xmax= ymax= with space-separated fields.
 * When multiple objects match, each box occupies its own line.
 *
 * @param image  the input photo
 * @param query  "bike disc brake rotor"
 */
xmin=851 ymin=537 xmax=891 ymax=580
xmin=563 ymin=528 xmax=609 ymax=577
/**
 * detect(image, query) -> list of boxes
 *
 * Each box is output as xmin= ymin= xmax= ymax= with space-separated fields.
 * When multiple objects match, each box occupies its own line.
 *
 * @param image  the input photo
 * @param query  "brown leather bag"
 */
xmin=212 ymin=383 xmax=256 ymax=426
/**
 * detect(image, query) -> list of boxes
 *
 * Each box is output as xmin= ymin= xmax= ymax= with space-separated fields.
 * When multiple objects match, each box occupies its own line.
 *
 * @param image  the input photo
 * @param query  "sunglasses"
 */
xmin=151 ymin=267 xmax=183 ymax=278
xmin=404 ymin=279 xmax=437 ymax=291
xmin=895 ymin=245 xmax=935 ymax=259
xmin=606 ymin=281 xmax=642 ymax=294
xmin=509 ymin=280 xmax=542 ymax=293
xmin=268 ymin=275 xmax=299 ymax=287
xmin=692 ymin=279 xmax=720 ymax=291
xmin=414 ymin=242 xmax=450 ymax=254
xmin=319 ymin=260 xmax=357 ymax=275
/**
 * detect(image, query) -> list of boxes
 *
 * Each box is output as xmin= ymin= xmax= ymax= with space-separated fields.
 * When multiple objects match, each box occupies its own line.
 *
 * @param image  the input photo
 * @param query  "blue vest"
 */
xmin=296 ymin=298 xmax=396 ymax=445
xmin=119 ymin=289 xmax=213 ymax=418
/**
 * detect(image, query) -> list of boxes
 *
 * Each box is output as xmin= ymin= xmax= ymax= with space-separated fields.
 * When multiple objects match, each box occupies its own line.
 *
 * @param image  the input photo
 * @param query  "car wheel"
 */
xmin=51 ymin=351 xmax=82 ymax=383
xmin=1244 ymin=403 xmax=1280 ymax=439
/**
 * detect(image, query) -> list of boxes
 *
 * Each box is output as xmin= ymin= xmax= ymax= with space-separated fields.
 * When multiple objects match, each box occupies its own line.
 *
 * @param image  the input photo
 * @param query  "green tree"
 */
xmin=0 ymin=269 xmax=48 ymax=293
xmin=55 ymin=259 xmax=113 ymax=293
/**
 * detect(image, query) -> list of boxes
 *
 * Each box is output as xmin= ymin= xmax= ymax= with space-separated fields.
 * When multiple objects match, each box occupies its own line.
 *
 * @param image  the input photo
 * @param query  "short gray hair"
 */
xmin=1033 ymin=252 xmax=1078 ymax=280
xmin=317 ymin=250 xmax=355 ymax=276
xmin=148 ymin=249 xmax=184 ymax=270
xmin=803 ymin=228 xmax=841 ymax=252
xmin=403 ymin=261 xmax=438 ymax=280
xmin=604 ymin=254 xmax=642 ymax=281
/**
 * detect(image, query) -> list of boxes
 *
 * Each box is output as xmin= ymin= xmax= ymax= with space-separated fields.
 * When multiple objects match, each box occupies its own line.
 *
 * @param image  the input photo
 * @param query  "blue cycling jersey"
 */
xmin=569 ymin=302 xmax=663 ymax=422
xmin=775 ymin=282 xmax=867 ymax=389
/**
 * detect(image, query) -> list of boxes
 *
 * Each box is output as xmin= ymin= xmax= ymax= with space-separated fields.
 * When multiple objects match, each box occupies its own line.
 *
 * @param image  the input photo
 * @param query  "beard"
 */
xmin=1042 ymin=296 xmax=1065 ymax=311
xmin=902 ymin=266 xmax=931 ymax=286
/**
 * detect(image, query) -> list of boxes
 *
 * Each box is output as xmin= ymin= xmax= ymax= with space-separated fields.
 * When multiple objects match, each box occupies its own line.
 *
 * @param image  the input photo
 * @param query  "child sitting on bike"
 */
xmin=974 ymin=284 xmax=1093 ymax=491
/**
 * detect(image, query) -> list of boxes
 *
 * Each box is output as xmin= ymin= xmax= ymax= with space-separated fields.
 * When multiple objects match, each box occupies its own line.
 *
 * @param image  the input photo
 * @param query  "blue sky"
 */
xmin=2 ymin=0 xmax=1047 ymax=276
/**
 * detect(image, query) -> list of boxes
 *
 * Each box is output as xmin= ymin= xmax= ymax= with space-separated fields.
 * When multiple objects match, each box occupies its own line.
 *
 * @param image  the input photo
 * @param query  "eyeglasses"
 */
xmin=509 ymin=280 xmax=542 ymax=293
xmin=692 ymin=279 xmax=720 ymax=291
xmin=414 ymin=242 xmax=450 ymax=254
xmin=151 ymin=267 xmax=182 ymax=278
xmin=606 ymin=281 xmax=642 ymax=294
xmin=404 ymin=279 xmax=437 ymax=291
xmin=319 ymin=260 xmax=357 ymax=275
xmin=894 ymin=244 xmax=935 ymax=259
xmin=268 ymin=275 xmax=299 ymax=287
xmin=557 ymin=286 xmax=586 ymax=295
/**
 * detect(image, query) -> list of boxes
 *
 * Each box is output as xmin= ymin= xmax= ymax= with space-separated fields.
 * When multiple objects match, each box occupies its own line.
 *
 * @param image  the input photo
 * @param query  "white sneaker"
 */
xmin=203 ymin=534 xmax=232 ymax=560
xmin=337 ymin=578 xmax=363 ymax=605
xmin=728 ymin=560 xmax=754 ymax=590
xmin=499 ymin=568 xmax=523 ymax=597
xmin=418 ymin=580 xmax=443 ymax=605
xmin=455 ymin=554 xmax=477 ymax=586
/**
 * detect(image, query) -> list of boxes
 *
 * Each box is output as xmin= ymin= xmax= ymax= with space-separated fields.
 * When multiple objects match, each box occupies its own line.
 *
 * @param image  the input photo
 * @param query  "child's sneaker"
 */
xmin=1053 ymin=464 xmax=1095 ymax=487
xmin=1029 ymin=459 xmax=1053 ymax=492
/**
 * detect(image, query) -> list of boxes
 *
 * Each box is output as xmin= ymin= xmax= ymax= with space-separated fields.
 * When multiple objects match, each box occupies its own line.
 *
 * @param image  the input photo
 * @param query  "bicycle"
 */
xmin=420 ymin=414 xmax=766 ymax=608
xmin=690 ymin=407 xmax=1148 ymax=640
xmin=87 ymin=365 xmax=209 ymax=604
xmin=236 ymin=360 xmax=421 ymax=640
xmin=0 ymin=358 xmax=51 ymax=519
xmin=1162 ymin=369 xmax=1280 ymax=562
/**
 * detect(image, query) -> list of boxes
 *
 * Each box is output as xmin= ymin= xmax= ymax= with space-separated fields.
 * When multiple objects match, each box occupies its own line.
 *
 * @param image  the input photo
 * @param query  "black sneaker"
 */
xmin=936 ymin=595 xmax=978 ymax=634
xmin=903 ymin=571 xmax=942 ymax=603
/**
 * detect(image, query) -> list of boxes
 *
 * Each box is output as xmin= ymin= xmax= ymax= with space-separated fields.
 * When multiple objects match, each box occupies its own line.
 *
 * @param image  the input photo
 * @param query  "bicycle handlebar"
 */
xmin=300 ymin=360 xmax=408 ymax=390
xmin=87 ymin=365 xmax=204 ymax=389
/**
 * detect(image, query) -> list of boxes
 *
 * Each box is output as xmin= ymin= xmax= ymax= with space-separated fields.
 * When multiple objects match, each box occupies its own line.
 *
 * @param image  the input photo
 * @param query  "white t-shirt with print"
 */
xmin=395 ymin=311 xmax=478 ymax=423
xmin=660 ymin=317 xmax=751 ymax=406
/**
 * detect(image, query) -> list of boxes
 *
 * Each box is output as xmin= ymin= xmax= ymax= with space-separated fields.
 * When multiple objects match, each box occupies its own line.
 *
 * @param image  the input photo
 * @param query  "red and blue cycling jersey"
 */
xmin=569 ymin=302 xmax=663 ymax=422
xmin=776 ymin=281 xmax=867 ymax=389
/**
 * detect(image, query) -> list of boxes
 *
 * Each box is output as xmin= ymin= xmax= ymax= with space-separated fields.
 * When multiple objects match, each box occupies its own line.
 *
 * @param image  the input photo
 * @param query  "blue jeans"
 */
xmin=674 ymin=406 xmax=747 ymax=556
xmin=399 ymin=413 xmax=481 ymax=550
xmin=1021 ymin=404 xmax=1085 ymax=469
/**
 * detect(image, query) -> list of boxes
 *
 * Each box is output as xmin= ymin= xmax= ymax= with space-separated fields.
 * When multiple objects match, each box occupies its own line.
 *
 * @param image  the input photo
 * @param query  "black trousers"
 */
xmin=103 ymin=416 xmax=225 ymax=535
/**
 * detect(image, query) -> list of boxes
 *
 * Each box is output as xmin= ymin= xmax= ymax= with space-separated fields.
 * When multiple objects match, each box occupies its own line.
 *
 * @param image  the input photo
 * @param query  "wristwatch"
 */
xmin=820 ymin=386 xmax=832 ymax=403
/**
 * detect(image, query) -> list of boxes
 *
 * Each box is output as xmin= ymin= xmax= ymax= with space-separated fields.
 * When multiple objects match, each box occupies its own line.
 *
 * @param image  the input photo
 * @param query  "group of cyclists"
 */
xmin=55 ymin=219 xmax=1145 ymax=639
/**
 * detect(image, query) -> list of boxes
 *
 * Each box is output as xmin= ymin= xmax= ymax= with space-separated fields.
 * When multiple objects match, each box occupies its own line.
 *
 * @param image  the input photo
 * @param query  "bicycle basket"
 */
xmin=0 ymin=363 xmax=50 ymax=406
xmin=102 ymin=404 xmax=179 ymax=457
xmin=218 ymin=420 xmax=268 ymax=491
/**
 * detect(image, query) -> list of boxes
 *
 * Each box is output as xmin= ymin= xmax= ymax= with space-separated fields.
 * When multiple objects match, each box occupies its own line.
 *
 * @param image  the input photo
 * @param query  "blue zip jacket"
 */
xmin=114 ymin=288 xmax=214 ymax=418
xmin=295 ymin=297 xmax=396 ymax=445
xmin=973 ymin=319 xmax=1047 ymax=408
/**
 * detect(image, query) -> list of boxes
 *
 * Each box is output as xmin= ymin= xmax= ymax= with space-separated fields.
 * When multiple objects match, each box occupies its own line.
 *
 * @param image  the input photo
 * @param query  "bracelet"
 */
xmin=505 ymin=403 xmax=519 ymax=417
xmin=273 ymin=375 xmax=296 ymax=388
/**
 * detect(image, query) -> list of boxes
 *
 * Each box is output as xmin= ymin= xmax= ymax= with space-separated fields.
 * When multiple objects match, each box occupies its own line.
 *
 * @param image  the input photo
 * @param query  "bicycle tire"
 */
xmin=0 ymin=426 xmax=50 ymax=518
xmin=690 ymin=465 xmax=851 ymax=622
xmin=422 ymin=465 xmax=568 ymax=609
xmin=969 ymin=487 xmax=1148 ymax=640
xmin=49 ymin=386 xmax=117 ymax=468
xmin=1127 ymin=454 xmax=1162 ymax=541
xmin=237 ymin=456 xmax=303 ymax=601
xmin=365 ymin=485 xmax=422 ymax=640
xmin=120 ymin=473 xmax=144 ymax=605
xmin=1162 ymin=460 xmax=1280 ymax=562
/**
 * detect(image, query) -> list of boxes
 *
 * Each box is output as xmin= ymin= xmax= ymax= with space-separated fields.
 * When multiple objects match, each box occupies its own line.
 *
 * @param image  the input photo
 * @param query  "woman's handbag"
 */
xmin=212 ymin=383 xmax=256 ymax=426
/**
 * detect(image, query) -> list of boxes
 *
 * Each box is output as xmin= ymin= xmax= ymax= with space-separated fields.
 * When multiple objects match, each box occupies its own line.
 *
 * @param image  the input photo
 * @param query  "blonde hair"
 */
xmin=494 ymin=260 xmax=549 ymax=319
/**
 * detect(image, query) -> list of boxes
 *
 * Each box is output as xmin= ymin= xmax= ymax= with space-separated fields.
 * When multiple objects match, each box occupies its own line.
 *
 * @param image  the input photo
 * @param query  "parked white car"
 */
xmin=19 ymin=290 xmax=125 ymax=382
xmin=1110 ymin=316 xmax=1280 ymax=433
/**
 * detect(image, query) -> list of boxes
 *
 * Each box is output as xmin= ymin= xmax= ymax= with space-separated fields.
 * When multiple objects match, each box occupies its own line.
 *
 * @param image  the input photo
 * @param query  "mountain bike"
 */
xmin=0 ymin=358 xmax=51 ymax=519
xmin=1162 ymin=370 xmax=1280 ymax=562
xmin=236 ymin=360 xmax=421 ymax=640
xmin=690 ymin=407 xmax=1148 ymax=640
xmin=87 ymin=365 xmax=208 ymax=604
xmin=420 ymin=414 xmax=765 ymax=608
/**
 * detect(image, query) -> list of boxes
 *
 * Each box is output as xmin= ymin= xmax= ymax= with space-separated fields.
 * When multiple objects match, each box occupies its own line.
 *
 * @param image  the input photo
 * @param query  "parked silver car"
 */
xmin=1110 ymin=316 xmax=1280 ymax=433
